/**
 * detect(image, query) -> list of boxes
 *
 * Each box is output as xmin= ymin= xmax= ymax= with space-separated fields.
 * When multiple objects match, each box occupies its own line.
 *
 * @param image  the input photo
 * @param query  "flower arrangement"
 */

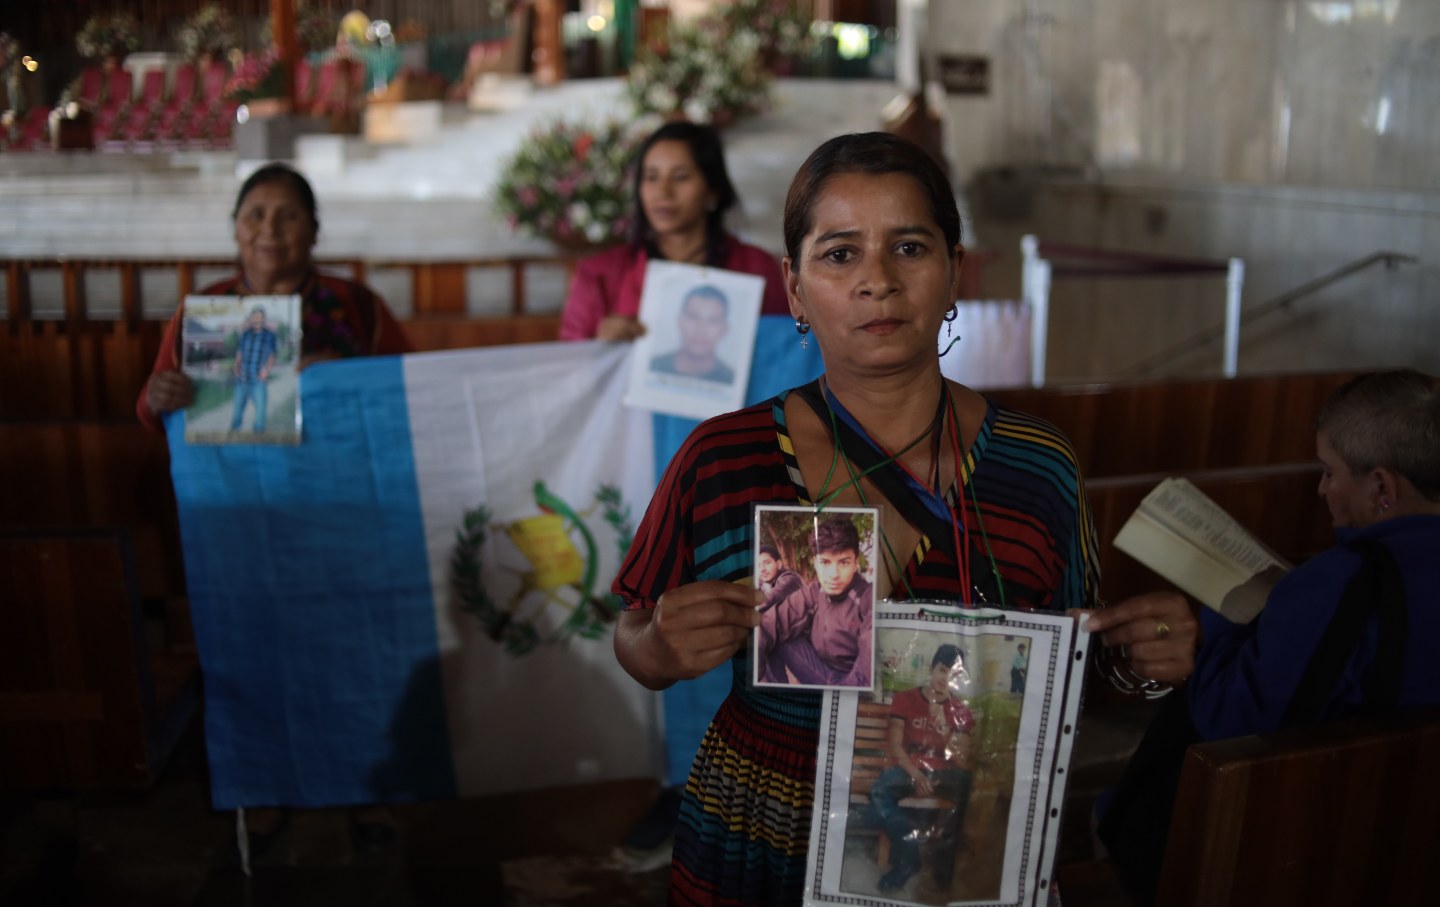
xmin=494 ymin=119 xmax=640 ymax=247
xmin=718 ymin=0 xmax=813 ymax=62
xmin=224 ymin=50 xmax=285 ymax=102
xmin=262 ymin=2 xmax=340 ymax=54
xmin=177 ymin=4 xmax=241 ymax=59
xmin=76 ymin=12 xmax=142 ymax=61
xmin=626 ymin=15 xmax=771 ymax=127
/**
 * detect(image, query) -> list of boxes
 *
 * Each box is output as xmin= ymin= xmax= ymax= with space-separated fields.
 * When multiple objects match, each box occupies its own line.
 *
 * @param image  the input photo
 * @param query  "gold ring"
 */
xmin=1155 ymin=620 xmax=1171 ymax=640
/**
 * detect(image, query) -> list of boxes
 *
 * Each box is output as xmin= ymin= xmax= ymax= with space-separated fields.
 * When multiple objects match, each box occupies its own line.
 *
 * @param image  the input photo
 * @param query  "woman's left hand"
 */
xmin=1080 ymin=591 xmax=1198 ymax=684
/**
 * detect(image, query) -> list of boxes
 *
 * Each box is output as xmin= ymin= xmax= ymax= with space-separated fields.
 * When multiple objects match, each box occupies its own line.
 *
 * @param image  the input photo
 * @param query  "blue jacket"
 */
xmin=1187 ymin=514 xmax=1440 ymax=741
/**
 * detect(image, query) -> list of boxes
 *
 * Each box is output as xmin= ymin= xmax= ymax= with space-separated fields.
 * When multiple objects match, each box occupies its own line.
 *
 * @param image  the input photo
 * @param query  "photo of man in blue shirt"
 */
xmin=231 ymin=305 xmax=278 ymax=432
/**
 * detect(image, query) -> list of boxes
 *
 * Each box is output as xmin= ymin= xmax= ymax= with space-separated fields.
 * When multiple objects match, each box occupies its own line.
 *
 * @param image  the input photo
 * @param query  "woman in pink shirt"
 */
xmin=558 ymin=120 xmax=789 ymax=341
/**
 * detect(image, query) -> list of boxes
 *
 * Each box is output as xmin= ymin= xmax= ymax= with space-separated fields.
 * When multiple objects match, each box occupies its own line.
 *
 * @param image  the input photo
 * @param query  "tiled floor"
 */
xmin=1 ymin=691 xmax=1152 ymax=907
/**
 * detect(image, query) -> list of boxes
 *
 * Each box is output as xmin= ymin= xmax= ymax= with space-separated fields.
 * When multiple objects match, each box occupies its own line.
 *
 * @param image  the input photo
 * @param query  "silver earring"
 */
xmin=795 ymin=319 xmax=810 ymax=350
xmin=944 ymin=304 xmax=959 ymax=337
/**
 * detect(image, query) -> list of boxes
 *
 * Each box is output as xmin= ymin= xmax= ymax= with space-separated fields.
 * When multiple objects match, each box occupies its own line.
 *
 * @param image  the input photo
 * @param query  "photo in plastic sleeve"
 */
xmin=804 ymin=604 xmax=1088 ymax=907
xmin=180 ymin=294 xmax=302 ymax=445
xmin=753 ymin=505 xmax=879 ymax=692
xmin=624 ymin=260 xmax=764 ymax=421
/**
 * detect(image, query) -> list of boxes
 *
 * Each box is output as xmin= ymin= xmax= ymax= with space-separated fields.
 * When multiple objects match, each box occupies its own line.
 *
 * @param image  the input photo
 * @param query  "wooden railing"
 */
xmin=1 ymin=255 xmax=581 ymax=420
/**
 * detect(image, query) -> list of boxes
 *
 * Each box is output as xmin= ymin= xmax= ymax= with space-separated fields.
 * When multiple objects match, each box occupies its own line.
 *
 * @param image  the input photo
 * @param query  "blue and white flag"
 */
xmin=168 ymin=320 xmax=823 ymax=808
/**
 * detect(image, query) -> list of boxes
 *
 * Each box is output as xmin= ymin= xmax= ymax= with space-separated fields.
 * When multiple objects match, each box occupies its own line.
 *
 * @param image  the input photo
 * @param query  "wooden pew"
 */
xmin=988 ymin=372 xmax=1352 ymax=480
xmin=0 ymin=529 xmax=197 ymax=790
xmin=1058 ymin=711 xmax=1440 ymax=907
xmin=1157 ymin=710 xmax=1440 ymax=907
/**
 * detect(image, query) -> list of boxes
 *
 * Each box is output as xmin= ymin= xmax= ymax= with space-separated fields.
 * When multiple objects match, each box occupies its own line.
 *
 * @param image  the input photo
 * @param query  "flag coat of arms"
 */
xmin=167 ymin=324 xmax=823 ymax=807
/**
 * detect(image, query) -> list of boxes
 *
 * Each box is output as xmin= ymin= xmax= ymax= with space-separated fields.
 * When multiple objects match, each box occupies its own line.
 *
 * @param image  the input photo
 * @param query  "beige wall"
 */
xmin=925 ymin=0 xmax=1439 ymax=381
xmin=929 ymin=0 xmax=1440 ymax=192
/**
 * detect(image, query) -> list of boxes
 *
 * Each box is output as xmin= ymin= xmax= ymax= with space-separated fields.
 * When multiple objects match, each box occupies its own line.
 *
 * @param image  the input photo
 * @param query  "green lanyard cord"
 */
xmin=948 ymin=392 xmax=1008 ymax=609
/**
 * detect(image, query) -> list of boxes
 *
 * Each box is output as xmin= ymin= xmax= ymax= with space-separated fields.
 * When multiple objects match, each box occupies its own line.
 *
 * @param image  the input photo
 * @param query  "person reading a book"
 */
xmin=1097 ymin=368 xmax=1440 ymax=906
xmin=137 ymin=162 xmax=411 ymax=431
xmin=611 ymin=132 xmax=1196 ymax=906
xmin=870 ymin=643 xmax=976 ymax=894
xmin=1184 ymin=368 xmax=1440 ymax=740
xmin=557 ymin=120 xmax=788 ymax=342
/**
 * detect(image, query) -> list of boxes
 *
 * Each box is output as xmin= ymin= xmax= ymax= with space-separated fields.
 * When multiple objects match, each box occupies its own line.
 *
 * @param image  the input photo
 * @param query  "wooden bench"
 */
xmin=0 ymin=529 xmax=198 ymax=790
xmin=1059 ymin=710 xmax=1440 ymax=907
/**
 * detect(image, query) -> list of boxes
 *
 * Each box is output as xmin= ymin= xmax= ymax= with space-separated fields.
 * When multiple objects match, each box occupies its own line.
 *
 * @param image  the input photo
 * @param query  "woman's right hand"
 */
xmin=616 ymin=581 xmax=762 ymax=689
xmin=595 ymin=315 xmax=646 ymax=342
xmin=145 ymin=370 xmax=195 ymax=416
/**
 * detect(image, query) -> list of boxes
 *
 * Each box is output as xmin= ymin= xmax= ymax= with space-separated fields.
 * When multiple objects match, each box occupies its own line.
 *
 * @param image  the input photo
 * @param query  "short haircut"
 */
xmin=782 ymin=132 xmax=960 ymax=267
xmin=758 ymin=544 xmax=781 ymax=560
xmin=931 ymin=644 xmax=965 ymax=670
xmin=682 ymin=284 xmax=728 ymax=318
xmin=814 ymin=517 xmax=860 ymax=557
xmin=249 ymin=306 xmax=267 ymax=319
xmin=1315 ymin=369 xmax=1440 ymax=500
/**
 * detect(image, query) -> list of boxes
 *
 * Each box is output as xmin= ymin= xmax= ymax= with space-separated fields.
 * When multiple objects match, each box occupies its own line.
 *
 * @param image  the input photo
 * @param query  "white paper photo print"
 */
xmin=625 ymin=260 xmax=763 ymax=420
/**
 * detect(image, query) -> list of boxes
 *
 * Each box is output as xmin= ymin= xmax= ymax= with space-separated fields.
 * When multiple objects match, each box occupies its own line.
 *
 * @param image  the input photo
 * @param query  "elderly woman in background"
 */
xmin=611 ymin=132 xmax=1195 ymax=906
xmin=1188 ymin=368 xmax=1440 ymax=736
xmin=557 ymin=120 xmax=789 ymax=342
xmin=133 ymin=162 xmax=410 ymax=854
xmin=1099 ymin=368 xmax=1440 ymax=906
xmin=136 ymin=162 xmax=411 ymax=431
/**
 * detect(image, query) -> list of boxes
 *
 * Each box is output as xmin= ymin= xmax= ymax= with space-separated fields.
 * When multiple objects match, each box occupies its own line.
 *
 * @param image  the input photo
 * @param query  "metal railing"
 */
xmin=1127 ymin=251 xmax=1419 ymax=378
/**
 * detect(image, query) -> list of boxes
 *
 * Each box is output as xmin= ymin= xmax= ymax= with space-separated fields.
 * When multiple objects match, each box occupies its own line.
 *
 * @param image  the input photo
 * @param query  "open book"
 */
xmin=1113 ymin=477 xmax=1291 ymax=624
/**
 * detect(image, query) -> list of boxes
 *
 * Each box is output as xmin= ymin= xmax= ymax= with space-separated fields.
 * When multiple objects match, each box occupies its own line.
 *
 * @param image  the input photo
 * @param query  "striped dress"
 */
xmin=614 ymin=383 xmax=1099 ymax=906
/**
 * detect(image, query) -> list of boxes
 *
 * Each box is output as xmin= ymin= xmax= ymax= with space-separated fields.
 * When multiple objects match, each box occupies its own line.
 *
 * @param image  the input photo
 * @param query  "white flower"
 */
xmin=567 ymin=202 xmax=590 ymax=227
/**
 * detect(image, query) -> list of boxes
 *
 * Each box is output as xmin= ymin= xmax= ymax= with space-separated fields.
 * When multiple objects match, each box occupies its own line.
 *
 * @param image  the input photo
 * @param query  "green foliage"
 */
xmin=626 ymin=15 xmax=770 ymax=126
xmin=76 ymin=13 xmax=142 ymax=60
xmin=176 ymin=4 xmax=241 ymax=59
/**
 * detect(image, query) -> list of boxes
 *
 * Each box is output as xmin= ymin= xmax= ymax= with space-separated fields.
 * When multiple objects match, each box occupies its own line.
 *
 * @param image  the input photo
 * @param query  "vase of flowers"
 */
xmin=494 ymin=118 xmax=640 ymax=249
xmin=626 ymin=15 xmax=770 ymax=128
xmin=76 ymin=13 xmax=142 ymax=64
xmin=717 ymin=0 xmax=814 ymax=75
xmin=225 ymin=50 xmax=289 ymax=116
xmin=261 ymin=2 xmax=341 ymax=55
xmin=177 ymin=4 xmax=241 ymax=62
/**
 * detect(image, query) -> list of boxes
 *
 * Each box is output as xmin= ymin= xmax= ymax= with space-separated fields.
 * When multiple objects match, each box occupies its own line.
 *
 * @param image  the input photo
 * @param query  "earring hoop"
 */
xmin=795 ymin=319 xmax=810 ymax=349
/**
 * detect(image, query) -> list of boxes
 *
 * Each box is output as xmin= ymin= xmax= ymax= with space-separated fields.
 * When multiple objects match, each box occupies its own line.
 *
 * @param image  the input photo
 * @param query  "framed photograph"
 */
xmin=753 ymin=505 xmax=879 ymax=692
xmin=180 ymin=294 xmax=302 ymax=445
xmin=624 ymin=260 xmax=764 ymax=421
xmin=804 ymin=603 xmax=1089 ymax=907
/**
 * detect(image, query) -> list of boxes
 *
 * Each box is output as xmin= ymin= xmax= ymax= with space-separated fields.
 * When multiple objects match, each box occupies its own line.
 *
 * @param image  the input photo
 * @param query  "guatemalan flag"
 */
xmin=167 ymin=320 xmax=823 ymax=808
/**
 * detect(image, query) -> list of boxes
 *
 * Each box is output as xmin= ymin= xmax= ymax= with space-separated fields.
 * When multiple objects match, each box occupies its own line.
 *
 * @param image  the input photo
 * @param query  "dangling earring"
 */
xmin=795 ymin=318 xmax=811 ymax=350
xmin=943 ymin=304 xmax=959 ymax=338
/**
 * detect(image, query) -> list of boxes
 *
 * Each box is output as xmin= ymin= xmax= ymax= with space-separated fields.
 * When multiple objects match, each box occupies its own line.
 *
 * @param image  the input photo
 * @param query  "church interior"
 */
xmin=2 ymin=1 xmax=1436 ymax=905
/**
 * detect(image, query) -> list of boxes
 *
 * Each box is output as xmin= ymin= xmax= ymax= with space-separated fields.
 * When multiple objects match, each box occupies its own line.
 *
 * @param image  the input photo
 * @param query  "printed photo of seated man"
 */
xmin=649 ymin=284 xmax=734 ymax=384
xmin=756 ymin=513 xmax=875 ymax=690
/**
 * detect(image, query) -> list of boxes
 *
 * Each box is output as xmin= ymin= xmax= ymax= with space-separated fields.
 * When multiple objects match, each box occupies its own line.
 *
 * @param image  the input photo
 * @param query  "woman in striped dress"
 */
xmin=612 ymin=133 xmax=1198 ymax=906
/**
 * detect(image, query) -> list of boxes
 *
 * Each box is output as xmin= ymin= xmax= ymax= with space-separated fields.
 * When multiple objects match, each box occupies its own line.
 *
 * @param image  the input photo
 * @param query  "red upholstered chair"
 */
xmin=74 ymin=66 xmax=105 ymax=107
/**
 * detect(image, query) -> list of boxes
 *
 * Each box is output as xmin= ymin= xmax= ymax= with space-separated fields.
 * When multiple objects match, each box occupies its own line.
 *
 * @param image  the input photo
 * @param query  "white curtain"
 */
xmin=938 ymin=299 xmax=1034 ymax=389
